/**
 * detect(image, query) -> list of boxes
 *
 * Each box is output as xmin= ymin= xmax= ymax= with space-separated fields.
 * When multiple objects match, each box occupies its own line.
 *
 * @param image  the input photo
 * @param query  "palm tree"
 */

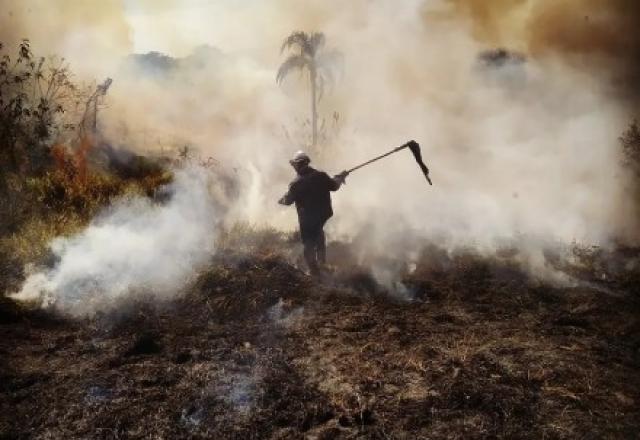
xmin=276 ymin=31 xmax=341 ymax=147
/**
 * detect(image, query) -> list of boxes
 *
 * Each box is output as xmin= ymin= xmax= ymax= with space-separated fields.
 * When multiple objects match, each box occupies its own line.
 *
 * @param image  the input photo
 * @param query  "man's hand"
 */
xmin=279 ymin=193 xmax=294 ymax=205
xmin=334 ymin=170 xmax=349 ymax=185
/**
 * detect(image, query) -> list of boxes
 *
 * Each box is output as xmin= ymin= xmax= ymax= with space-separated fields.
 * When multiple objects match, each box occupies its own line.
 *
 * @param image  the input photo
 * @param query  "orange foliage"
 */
xmin=49 ymin=137 xmax=94 ymax=183
xmin=74 ymin=137 xmax=92 ymax=182
xmin=50 ymin=144 xmax=69 ymax=172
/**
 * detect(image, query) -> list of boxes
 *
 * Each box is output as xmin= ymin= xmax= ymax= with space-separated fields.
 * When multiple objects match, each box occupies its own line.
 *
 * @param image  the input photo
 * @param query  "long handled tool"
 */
xmin=345 ymin=140 xmax=432 ymax=185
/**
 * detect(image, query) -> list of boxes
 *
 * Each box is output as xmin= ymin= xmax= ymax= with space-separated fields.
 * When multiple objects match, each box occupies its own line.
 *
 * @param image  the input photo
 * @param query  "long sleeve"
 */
xmin=279 ymin=182 xmax=297 ymax=205
xmin=324 ymin=172 xmax=342 ymax=191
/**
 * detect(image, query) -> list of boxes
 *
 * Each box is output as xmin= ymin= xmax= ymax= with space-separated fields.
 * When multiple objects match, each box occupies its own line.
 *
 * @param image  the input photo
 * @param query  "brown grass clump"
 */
xmin=0 ymin=145 xmax=172 ymax=295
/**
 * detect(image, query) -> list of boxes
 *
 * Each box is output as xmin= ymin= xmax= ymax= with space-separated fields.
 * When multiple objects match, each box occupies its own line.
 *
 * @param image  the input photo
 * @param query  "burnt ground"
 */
xmin=0 ymin=249 xmax=639 ymax=439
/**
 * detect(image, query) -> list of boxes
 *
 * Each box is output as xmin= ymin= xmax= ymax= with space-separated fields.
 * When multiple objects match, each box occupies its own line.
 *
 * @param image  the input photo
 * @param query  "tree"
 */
xmin=0 ymin=40 xmax=80 ymax=173
xmin=78 ymin=77 xmax=113 ymax=139
xmin=276 ymin=31 xmax=342 ymax=148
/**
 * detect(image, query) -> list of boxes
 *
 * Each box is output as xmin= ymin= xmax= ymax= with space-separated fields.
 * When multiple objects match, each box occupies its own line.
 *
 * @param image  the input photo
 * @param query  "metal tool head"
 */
xmin=406 ymin=140 xmax=432 ymax=185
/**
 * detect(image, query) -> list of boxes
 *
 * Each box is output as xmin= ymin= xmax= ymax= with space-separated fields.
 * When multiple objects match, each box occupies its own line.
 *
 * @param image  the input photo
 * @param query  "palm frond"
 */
xmin=276 ymin=54 xmax=310 ymax=84
xmin=308 ymin=32 xmax=326 ymax=57
xmin=281 ymin=31 xmax=310 ymax=54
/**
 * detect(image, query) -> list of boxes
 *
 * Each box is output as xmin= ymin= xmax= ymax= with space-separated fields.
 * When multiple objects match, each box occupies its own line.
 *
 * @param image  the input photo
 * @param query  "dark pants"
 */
xmin=300 ymin=220 xmax=327 ymax=275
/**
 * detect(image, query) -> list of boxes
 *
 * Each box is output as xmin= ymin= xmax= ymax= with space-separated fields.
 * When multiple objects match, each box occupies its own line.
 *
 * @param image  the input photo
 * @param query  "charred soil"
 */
xmin=1 ymin=250 xmax=639 ymax=439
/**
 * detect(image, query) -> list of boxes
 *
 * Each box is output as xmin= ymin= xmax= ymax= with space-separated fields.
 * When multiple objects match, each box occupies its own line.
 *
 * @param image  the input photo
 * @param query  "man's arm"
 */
xmin=328 ymin=171 xmax=348 ymax=191
xmin=278 ymin=183 xmax=297 ymax=205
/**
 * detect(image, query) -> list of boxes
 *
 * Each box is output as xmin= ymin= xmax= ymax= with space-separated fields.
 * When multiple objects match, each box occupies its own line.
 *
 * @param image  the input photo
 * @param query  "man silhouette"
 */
xmin=279 ymin=151 xmax=347 ymax=276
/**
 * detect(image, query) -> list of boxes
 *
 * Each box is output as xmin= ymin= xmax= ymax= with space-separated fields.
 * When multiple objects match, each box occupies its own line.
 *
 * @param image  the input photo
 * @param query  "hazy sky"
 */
xmin=2 ymin=0 xmax=638 ymax=249
xmin=123 ymin=0 xmax=283 ymax=57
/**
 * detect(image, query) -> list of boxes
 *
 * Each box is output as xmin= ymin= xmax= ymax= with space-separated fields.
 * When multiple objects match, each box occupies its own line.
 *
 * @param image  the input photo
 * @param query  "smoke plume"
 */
xmin=1 ymin=0 xmax=132 ymax=76
xmin=3 ymin=0 xmax=640 ymax=310
xmin=11 ymin=168 xmax=218 ymax=316
xmin=445 ymin=0 xmax=640 ymax=104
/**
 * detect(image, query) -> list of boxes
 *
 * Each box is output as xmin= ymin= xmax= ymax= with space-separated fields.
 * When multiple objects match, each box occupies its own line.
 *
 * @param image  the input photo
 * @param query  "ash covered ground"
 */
xmin=1 ymin=239 xmax=638 ymax=439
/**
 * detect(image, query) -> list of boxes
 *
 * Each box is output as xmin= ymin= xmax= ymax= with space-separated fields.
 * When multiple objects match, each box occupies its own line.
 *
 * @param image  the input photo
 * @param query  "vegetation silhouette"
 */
xmin=276 ymin=31 xmax=342 ymax=148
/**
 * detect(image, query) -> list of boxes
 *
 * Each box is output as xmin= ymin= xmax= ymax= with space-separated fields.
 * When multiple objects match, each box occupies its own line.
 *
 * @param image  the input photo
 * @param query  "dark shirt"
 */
xmin=281 ymin=166 xmax=341 ymax=228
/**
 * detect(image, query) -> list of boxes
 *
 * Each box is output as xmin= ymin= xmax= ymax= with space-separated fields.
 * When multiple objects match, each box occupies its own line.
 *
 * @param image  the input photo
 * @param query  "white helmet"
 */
xmin=290 ymin=150 xmax=310 ymax=165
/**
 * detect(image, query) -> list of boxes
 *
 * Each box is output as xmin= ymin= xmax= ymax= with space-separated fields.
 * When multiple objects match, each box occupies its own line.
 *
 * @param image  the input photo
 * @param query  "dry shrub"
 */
xmin=620 ymin=120 xmax=640 ymax=177
xmin=0 ymin=40 xmax=172 ymax=287
xmin=0 ymin=40 xmax=83 ymax=174
xmin=0 ymin=169 xmax=166 ymax=265
xmin=0 ymin=142 xmax=172 ymax=292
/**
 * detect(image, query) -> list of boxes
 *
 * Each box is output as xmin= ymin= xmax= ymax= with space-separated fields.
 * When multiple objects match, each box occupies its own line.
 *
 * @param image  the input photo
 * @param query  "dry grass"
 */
xmin=0 ymin=162 xmax=172 ymax=295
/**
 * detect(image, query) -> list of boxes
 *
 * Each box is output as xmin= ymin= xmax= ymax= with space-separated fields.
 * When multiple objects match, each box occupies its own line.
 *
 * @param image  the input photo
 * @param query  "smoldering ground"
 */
xmin=10 ymin=167 xmax=220 ymax=316
xmin=3 ymin=0 xmax=640 ymax=311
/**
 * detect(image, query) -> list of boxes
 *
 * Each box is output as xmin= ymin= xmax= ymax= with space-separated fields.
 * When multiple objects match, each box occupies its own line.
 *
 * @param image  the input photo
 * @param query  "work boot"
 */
xmin=303 ymin=242 xmax=321 ymax=277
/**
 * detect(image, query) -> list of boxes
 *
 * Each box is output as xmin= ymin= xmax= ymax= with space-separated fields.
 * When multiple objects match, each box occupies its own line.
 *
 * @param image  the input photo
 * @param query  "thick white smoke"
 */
xmin=4 ymin=0 xmax=639 ymax=310
xmin=11 ymin=167 xmax=218 ymax=316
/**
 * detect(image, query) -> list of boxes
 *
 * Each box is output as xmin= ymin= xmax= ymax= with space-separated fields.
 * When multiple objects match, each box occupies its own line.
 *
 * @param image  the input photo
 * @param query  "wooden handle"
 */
xmin=346 ymin=142 xmax=410 ymax=174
